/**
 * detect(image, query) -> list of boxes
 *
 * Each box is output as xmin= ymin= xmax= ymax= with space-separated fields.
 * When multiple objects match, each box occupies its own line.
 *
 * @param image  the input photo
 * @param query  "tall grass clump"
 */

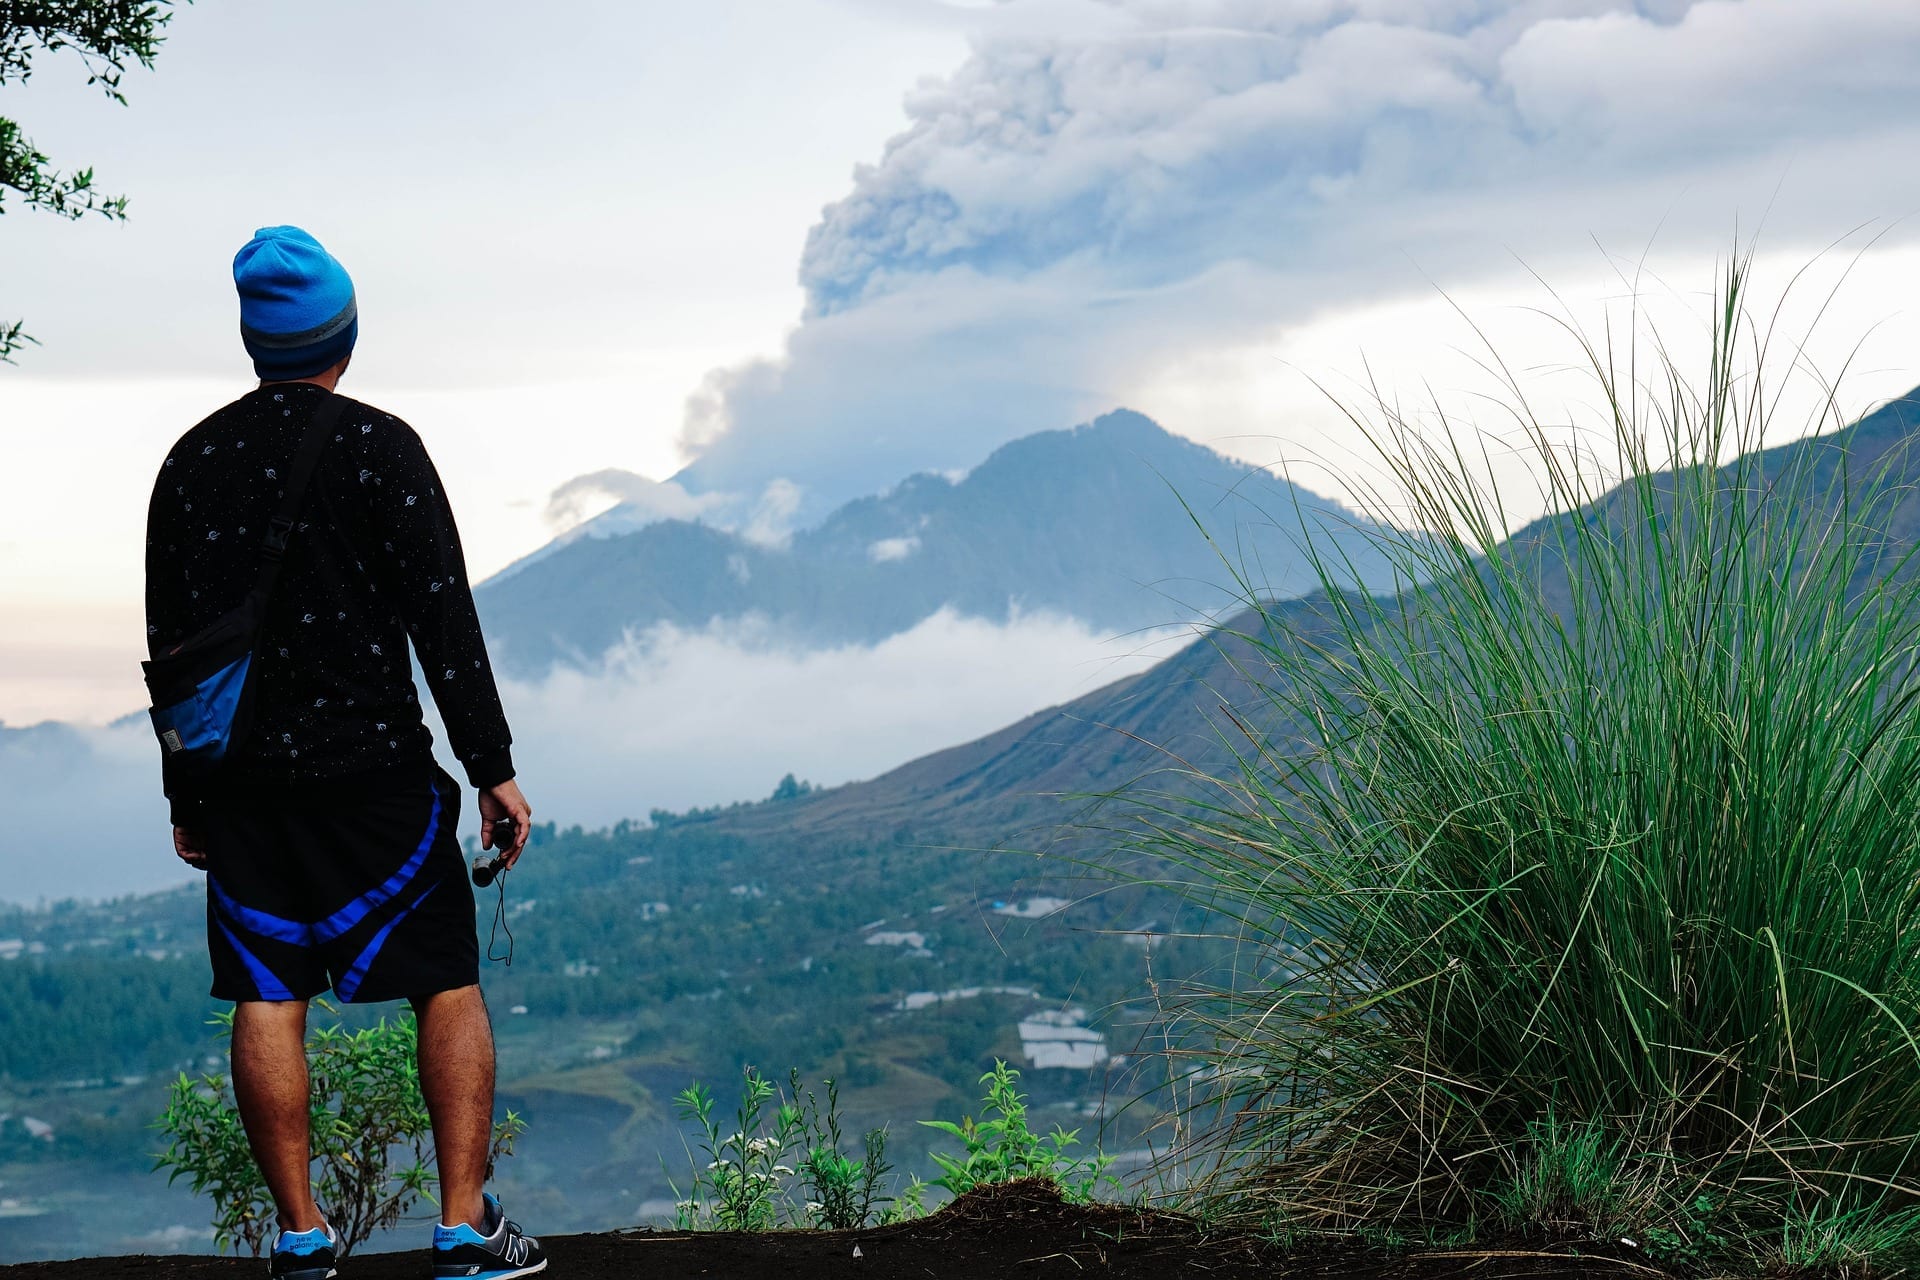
xmin=1127 ymin=251 xmax=1920 ymax=1271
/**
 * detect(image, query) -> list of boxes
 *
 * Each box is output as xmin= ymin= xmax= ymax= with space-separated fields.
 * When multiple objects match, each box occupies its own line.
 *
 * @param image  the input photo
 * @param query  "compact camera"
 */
xmin=471 ymin=818 xmax=517 ymax=887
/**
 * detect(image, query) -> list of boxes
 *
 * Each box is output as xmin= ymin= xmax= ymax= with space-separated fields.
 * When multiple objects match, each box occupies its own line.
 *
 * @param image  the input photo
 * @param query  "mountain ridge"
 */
xmin=666 ymin=384 xmax=1920 ymax=850
xmin=474 ymin=409 xmax=1408 ymax=675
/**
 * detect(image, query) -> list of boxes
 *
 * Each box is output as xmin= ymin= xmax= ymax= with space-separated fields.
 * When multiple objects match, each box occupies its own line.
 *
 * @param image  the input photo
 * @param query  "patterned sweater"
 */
xmin=145 ymin=383 xmax=514 ymax=823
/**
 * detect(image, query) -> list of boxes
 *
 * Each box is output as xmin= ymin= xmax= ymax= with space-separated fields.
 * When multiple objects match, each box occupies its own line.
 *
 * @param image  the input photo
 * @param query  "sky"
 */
xmin=7 ymin=0 xmax=1920 ymax=900
xmin=0 ymin=0 xmax=973 ymax=724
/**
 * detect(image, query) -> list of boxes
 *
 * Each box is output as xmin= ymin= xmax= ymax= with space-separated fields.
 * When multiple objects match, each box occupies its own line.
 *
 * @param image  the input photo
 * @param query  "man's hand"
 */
xmin=173 ymin=826 xmax=208 ymax=869
xmin=478 ymin=779 xmax=532 ymax=870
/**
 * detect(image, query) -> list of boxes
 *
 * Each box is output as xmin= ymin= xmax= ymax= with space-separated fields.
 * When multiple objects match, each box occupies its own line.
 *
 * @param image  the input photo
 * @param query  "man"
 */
xmin=145 ymin=226 xmax=546 ymax=1280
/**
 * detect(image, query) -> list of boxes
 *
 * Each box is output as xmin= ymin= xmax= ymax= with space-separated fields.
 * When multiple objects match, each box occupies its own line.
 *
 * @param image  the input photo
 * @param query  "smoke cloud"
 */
xmin=545 ymin=470 xmax=727 ymax=533
xmin=669 ymin=0 xmax=1920 ymax=524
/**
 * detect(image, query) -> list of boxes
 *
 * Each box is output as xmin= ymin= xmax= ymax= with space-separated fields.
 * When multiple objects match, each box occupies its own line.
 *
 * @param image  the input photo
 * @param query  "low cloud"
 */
xmin=670 ymin=0 xmax=1920 ymax=522
xmin=1 ymin=719 xmax=182 ymax=907
xmin=740 ymin=478 xmax=806 ymax=548
xmin=0 ymin=611 xmax=1190 ymax=905
xmin=868 ymin=534 xmax=921 ymax=562
xmin=491 ymin=607 xmax=1188 ymax=834
xmin=544 ymin=469 xmax=728 ymax=534
xmin=541 ymin=468 xmax=810 ymax=551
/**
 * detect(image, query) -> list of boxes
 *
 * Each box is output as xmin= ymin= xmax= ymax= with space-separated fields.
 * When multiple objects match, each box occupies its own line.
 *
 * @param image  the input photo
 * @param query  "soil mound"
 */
xmin=1 ymin=1183 xmax=1659 ymax=1279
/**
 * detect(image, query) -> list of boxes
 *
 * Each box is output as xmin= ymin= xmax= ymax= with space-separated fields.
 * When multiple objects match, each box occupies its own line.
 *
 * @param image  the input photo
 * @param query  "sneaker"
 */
xmin=269 ymin=1224 xmax=339 ymax=1280
xmin=433 ymin=1193 xmax=547 ymax=1280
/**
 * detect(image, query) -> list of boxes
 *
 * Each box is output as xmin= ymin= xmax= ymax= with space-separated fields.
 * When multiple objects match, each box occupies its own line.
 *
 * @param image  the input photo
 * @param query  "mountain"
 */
xmin=670 ymin=385 xmax=1920 ymax=849
xmin=474 ymin=410 xmax=1408 ymax=675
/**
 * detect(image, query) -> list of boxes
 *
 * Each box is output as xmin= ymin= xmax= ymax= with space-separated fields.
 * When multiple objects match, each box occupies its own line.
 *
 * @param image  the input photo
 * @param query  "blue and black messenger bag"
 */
xmin=141 ymin=392 xmax=347 ymax=775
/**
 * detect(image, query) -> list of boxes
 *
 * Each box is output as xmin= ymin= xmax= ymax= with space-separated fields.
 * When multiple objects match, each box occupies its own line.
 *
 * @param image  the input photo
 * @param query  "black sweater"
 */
xmin=145 ymin=384 xmax=514 ymax=823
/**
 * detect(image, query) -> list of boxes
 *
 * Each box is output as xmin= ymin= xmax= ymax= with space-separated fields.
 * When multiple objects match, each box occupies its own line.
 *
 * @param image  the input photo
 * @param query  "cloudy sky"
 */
xmin=7 ymin=0 xmax=1920 ymax=899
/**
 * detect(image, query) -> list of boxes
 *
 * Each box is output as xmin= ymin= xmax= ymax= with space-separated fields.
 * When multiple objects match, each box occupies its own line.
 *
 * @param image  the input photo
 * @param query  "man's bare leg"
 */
xmin=231 ymin=1000 xmax=327 ymax=1233
xmin=411 ymin=984 xmax=495 ymax=1230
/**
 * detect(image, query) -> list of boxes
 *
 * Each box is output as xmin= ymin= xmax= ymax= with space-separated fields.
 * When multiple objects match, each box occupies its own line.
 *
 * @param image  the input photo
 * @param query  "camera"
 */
xmin=471 ymin=818 xmax=517 ymax=887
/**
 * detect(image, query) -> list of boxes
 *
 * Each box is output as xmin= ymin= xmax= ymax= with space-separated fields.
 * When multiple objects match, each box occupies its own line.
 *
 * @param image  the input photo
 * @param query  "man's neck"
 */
xmin=260 ymin=372 xmax=340 ymax=393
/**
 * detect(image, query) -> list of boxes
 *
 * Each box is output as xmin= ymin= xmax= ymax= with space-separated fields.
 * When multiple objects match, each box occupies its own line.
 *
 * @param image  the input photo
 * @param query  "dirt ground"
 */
xmin=0 ymin=1179 xmax=1652 ymax=1280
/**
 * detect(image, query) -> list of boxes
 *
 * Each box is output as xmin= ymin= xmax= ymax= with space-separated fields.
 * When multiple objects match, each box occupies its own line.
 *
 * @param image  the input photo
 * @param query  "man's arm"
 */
xmin=367 ymin=417 xmax=531 ymax=856
xmin=367 ymin=420 xmax=514 ymax=780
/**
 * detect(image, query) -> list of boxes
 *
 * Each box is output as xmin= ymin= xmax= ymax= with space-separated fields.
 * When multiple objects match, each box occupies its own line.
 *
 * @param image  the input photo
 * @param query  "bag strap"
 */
xmin=252 ymin=391 xmax=351 ymax=600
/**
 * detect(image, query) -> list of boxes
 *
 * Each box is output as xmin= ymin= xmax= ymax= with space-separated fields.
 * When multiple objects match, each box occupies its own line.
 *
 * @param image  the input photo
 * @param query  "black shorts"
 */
xmin=201 ymin=764 xmax=478 ymax=1004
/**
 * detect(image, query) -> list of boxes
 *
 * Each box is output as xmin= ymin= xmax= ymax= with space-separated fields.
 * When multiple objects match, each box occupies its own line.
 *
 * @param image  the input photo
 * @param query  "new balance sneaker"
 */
xmin=432 ymin=1193 xmax=547 ymax=1280
xmin=269 ymin=1224 xmax=339 ymax=1280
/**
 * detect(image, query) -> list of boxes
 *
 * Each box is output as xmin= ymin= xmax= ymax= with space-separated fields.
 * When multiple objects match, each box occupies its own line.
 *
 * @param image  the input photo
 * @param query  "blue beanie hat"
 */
xmin=233 ymin=226 xmax=358 ymax=380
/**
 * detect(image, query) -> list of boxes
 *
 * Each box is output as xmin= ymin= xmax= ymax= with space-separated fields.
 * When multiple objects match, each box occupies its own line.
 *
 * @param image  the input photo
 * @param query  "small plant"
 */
xmin=154 ymin=1006 xmax=523 ymax=1256
xmin=880 ymin=1176 xmax=929 ymax=1224
xmin=1640 ymin=1195 xmax=1732 ymax=1269
xmin=670 ymin=1066 xmax=803 ymax=1230
xmin=665 ymin=1062 xmax=1118 ymax=1230
xmin=920 ymin=1060 xmax=1116 ymax=1203
xmin=669 ymin=1066 xmax=913 ymax=1230
xmin=1772 ymin=1201 xmax=1920 ymax=1274
xmin=789 ymin=1071 xmax=893 ymax=1229
xmin=1490 ymin=1114 xmax=1636 ymax=1241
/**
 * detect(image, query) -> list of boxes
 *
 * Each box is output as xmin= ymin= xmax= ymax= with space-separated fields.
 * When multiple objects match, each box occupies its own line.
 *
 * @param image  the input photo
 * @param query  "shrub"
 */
xmin=1123 ymin=251 xmax=1920 ymax=1271
xmin=669 ymin=1067 xmax=803 ymax=1230
xmin=790 ymin=1073 xmax=894 ymax=1230
xmin=155 ymin=1007 xmax=524 ymax=1256
xmin=665 ymin=1062 xmax=1131 ymax=1230
xmin=668 ymin=1066 xmax=903 ymax=1230
xmin=921 ymin=1059 xmax=1115 ymax=1203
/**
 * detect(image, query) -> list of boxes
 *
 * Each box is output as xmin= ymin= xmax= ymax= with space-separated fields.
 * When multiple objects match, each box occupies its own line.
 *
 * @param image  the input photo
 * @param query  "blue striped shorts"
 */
xmin=201 ymin=764 xmax=477 ymax=1003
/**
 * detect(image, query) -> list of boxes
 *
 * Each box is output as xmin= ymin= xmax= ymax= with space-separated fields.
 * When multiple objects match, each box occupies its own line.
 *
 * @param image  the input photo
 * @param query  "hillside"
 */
xmin=474 ymin=410 xmax=1403 ymax=674
xmin=695 ymin=601 xmax=1306 ymax=844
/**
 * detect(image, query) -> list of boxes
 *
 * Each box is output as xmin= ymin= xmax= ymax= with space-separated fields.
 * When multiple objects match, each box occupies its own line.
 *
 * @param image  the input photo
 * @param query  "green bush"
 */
xmin=669 ymin=1067 xmax=803 ymax=1231
xmin=665 ymin=1061 xmax=1128 ymax=1230
xmin=790 ymin=1073 xmax=894 ymax=1230
xmin=921 ymin=1059 xmax=1115 ymax=1203
xmin=1124 ymin=253 xmax=1920 ymax=1271
xmin=668 ymin=1066 xmax=904 ymax=1231
xmin=154 ymin=1007 xmax=523 ymax=1256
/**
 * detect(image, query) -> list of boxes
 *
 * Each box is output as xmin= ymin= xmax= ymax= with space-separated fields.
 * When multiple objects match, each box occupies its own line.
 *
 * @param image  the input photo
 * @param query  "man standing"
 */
xmin=145 ymin=226 xmax=546 ymax=1280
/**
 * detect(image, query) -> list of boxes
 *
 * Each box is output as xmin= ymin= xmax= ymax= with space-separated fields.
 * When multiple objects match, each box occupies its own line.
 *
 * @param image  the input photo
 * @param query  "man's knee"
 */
xmin=409 ymin=983 xmax=486 ymax=1017
xmin=228 ymin=1000 xmax=313 ymax=1099
xmin=233 ymin=998 xmax=312 ymax=1037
